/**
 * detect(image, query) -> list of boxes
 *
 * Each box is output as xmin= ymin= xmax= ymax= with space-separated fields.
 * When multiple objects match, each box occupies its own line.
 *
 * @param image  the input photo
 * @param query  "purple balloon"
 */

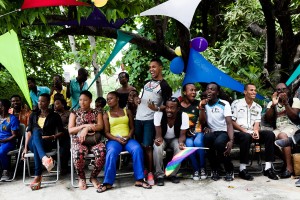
xmin=170 ymin=57 xmax=184 ymax=74
xmin=191 ymin=37 xmax=208 ymax=52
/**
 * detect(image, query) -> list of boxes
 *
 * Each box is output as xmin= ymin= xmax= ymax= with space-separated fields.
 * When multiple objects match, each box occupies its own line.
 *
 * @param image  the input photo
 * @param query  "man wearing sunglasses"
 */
xmin=153 ymin=97 xmax=189 ymax=186
xmin=265 ymin=83 xmax=300 ymax=178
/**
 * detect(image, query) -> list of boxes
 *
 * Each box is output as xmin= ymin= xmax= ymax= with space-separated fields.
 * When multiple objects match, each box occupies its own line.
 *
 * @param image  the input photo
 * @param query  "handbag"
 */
xmin=293 ymin=153 xmax=300 ymax=176
xmin=78 ymin=130 xmax=101 ymax=146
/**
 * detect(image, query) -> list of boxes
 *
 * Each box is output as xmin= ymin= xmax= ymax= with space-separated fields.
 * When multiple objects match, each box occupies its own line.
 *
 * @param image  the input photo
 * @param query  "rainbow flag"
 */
xmin=165 ymin=147 xmax=209 ymax=176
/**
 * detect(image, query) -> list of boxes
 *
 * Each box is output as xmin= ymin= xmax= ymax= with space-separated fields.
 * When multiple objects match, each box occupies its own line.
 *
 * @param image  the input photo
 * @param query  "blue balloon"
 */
xmin=170 ymin=57 xmax=184 ymax=74
xmin=191 ymin=37 xmax=208 ymax=52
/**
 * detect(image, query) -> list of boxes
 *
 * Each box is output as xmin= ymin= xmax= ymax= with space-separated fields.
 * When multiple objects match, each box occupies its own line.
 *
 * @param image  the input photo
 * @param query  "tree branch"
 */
xmin=52 ymin=26 xmax=177 ymax=61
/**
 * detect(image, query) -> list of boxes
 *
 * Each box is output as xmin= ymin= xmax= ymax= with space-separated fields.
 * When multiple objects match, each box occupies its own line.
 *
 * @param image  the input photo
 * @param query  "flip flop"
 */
xmin=134 ymin=180 xmax=152 ymax=189
xmin=96 ymin=184 xmax=112 ymax=193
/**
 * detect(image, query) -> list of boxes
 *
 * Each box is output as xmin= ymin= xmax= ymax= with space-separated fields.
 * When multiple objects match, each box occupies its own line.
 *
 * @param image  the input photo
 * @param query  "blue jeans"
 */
xmin=28 ymin=129 xmax=55 ymax=176
xmin=185 ymin=132 xmax=205 ymax=171
xmin=0 ymin=141 xmax=15 ymax=170
xmin=134 ymin=120 xmax=155 ymax=147
xmin=103 ymin=139 xmax=144 ymax=185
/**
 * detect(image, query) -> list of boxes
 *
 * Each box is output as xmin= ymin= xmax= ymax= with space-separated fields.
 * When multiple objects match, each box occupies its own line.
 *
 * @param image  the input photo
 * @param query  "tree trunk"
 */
xmin=88 ymin=35 xmax=103 ymax=97
xmin=68 ymin=35 xmax=81 ymax=70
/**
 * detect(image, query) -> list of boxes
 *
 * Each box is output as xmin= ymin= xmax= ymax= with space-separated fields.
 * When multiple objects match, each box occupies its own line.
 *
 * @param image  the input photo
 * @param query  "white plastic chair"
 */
xmin=5 ymin=123 xmax=26 ymax=182
xmin=22 ymin=131 xmax=60 ymax=185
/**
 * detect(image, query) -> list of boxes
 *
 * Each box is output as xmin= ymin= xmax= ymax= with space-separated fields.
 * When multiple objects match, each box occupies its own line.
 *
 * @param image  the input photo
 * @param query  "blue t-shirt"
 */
xmin=0 ymin=114 xmax=20 ymax=140
xmin=30 ymin=86 xmax=50 ymax=106
xmin=70 ymin=79 xmax=88 ymax=110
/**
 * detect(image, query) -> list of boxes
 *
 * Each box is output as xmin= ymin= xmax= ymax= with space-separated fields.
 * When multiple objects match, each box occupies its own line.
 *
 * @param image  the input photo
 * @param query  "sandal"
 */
xmin=90 ymin=177 xmax=101 ymax=189
xmin=78 ymin=178 xmax=87 ymax=190
xmin=96 ymin=184 xmax=112 ymax=193
xmin=42 ymin=156 xmax=55 ymax=172
xmin=30 ymin=176 xmax=42 ymax=191
xmin=135 ymin=180 xmax=152 ymax=189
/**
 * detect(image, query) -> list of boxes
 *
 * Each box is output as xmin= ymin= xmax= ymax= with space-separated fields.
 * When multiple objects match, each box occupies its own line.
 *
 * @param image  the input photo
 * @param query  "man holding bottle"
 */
xmin=231 ymin=83 xmax=278 ymax=180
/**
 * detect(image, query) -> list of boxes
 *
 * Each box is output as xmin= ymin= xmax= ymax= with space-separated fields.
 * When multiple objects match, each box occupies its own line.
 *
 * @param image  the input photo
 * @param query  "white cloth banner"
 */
xmin=139 ymin=0 xmax=202 ymax=30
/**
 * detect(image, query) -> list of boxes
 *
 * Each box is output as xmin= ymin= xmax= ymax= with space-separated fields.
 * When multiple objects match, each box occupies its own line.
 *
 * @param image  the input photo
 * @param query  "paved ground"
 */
xmin=0 ymin=170 xmax=299 ymax=200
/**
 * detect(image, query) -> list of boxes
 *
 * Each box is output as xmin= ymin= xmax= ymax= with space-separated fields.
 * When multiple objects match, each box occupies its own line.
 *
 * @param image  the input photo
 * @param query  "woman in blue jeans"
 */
xmin=22 ymin=93 xmax=64 ymax=190
xmin=98 ymin=91 xmax=151 ymax=193
xmin=180 ymin=84 xmax=206 ymax=180
xmin=0 ymin=99 xmax=20 ymax=181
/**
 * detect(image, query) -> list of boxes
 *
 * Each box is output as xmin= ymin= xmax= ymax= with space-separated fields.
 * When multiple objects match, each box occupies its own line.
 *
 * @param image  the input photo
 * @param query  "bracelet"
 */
xmin=157 ymin=106 xmax=160 ymax=112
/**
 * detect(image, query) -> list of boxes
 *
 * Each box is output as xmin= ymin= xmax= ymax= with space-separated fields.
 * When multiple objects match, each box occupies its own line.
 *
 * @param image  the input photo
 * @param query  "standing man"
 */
xmin=116 ymin=72 xmax=136 ymax=108
xmin=199 ymin=82 xmax=234 ymax=181
xmin=50 ymin=75 xmax=70 ymax=108
xmin=231 ymin=83 xmax=278 ymax=180
xmin=153 ymin=97 xmax=188 ymax=186
xmin=134 ymin=58 xmax=172 ymax=185
xmin=27 ymin=77 xmax=50 ymax=110
xmin=66 ymin=68 xmax=89 ymax=110
xmin=9 ymin=95 xmax=31 ymax=127
xmin=265 ymin=83 xmax=300 ymax=178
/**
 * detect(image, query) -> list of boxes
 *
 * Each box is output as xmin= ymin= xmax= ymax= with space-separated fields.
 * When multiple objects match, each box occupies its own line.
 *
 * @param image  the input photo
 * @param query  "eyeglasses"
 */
xmin=276 ymin=88 xmax=287 ymax=92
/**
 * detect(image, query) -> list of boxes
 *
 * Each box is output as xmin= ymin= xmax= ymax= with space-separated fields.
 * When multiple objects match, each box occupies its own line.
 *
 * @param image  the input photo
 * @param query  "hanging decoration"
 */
xmin=191 ymin=37 xmax=208 ymax=52
xmin=92 ymin=0 xmax=108 ymax=8
xmin=88 ymin=30 xmax=134 ymax=89
xmin=139 ymin=0 xmax=202 ymax=30
xmin=182 ymin=48 xmax=265 ymax=100
xmin=286 ymin=64 xmax=300 ymax=86
xmin=170 ymin=57 xmax=184 ymax=74
xmin=0 ymin=30 xmax=32 ymax=109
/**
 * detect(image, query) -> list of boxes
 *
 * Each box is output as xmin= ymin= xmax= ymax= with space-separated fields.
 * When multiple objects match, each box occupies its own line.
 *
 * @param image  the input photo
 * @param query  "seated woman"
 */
xmin=180 ymin=84 xmax=206 ymax=180
xmin=97 ymin=91 xmax=151 ymax=193
xmin=54 ymin=98 xmax=71 ymax=175
xmin=22 ymin=93 xmax=64 ymax=190
xmin=0 ymin=99 xmax=20 ymax=181
xmin=68 ymin=90 xmax=106 ymax=190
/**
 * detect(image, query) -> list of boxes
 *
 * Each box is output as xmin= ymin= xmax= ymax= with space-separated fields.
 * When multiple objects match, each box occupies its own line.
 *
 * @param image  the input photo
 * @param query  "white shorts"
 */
xmin=273 ymin=124 xmax=298 ymax=137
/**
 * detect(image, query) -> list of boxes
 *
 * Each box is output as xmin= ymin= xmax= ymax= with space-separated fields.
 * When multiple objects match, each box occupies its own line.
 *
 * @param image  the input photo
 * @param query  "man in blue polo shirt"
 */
xmin=27 ymin=77 xmax=50 ymax=110
xmin=66 ymin=68 xmax=88 ymax=110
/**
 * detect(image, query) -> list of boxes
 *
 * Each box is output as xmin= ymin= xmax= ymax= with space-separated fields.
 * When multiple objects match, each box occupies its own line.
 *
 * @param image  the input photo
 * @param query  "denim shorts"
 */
xmin=134 ymin=119 xmax=155 ymax=147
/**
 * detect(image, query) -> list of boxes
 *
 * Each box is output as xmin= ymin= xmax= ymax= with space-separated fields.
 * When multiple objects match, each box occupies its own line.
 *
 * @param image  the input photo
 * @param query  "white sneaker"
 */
xmin=0 ymin=170 xmax=10 ymax=181
xmin=200 ymin=168 xmax=207 ymax=180
xmin=193 ymin=171 xmax=200 ymax=181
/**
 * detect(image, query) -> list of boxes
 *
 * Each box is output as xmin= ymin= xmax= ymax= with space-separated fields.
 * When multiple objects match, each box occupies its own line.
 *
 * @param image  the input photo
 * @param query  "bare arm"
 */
xmin=68 ymin=113 xmax=89 ymax=135
xmin=232 ymin=120 xmax=248 ymax=133
xmin=224 ymin=116 xmax=234 ymax=156
xmin=22 ymin=131 xmax=32 ymax=158
xmin=0 ymin=130 xmax=17 ymax=143
xmin=126 ymin=109 xmax=134 ymax=139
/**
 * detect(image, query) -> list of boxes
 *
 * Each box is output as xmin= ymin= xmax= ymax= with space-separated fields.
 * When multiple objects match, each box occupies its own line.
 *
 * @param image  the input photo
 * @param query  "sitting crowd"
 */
xmin=0 ymin=58 xmax=300 ymax=192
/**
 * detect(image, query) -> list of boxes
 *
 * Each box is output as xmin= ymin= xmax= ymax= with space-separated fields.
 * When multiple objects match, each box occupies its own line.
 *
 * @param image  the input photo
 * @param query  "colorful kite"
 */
xmin=165 ymin=147 xmax=208 ymax=176
xmin=0 ymin=30 xmax=32 ymax=109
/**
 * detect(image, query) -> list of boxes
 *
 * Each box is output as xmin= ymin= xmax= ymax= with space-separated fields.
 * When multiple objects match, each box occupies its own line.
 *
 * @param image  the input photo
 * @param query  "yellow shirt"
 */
xmin=37 ymin=116 xmax=46 ymax=128
xmin=50 ymin=86 xmax=71 ymax=107
xmin=108 ymin=109 xmax=129 ymax=137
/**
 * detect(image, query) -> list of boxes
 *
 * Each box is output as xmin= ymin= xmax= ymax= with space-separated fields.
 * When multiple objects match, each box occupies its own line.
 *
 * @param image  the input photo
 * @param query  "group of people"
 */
xmin=0 ymin=58 xmax=300 ymax=192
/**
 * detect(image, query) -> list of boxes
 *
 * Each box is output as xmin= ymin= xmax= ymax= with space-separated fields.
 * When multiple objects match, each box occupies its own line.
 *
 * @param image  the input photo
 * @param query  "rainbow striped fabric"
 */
xmin=165 ymin=147 xmax=208 ymax=176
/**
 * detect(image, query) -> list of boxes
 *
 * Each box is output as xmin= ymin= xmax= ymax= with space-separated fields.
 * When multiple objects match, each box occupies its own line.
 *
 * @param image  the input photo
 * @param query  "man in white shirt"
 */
xmin=153 ymin=97 xmax=189 ymax=186
xmin=231 ymin=83 xmax=278 ymax=180
xmin=199 ymin=82 xmax=234 ymax=181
